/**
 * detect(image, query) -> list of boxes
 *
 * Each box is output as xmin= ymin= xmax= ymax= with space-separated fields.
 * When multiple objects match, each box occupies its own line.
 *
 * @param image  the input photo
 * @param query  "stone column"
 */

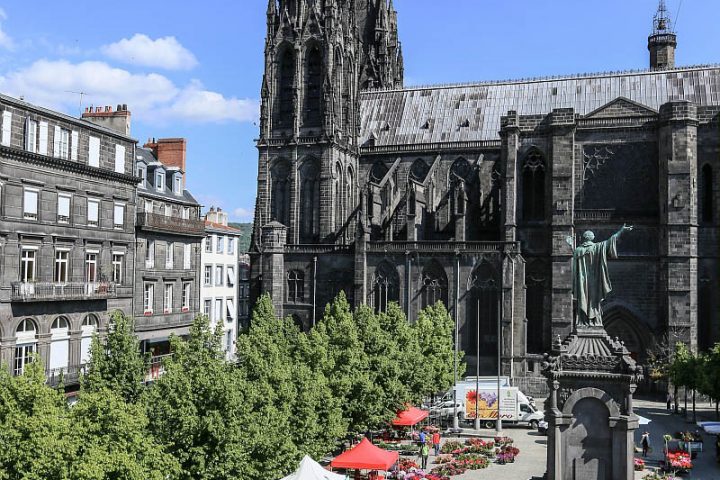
xmin=549 ymin=108 xmax=576 ymax=339
xmin=659 ymin=100 xmax=698 ymax=348
xmin=500 ymin=111 xmax=520 ymax=242
xmin=261 ymin=222 xmax=287 ymax=317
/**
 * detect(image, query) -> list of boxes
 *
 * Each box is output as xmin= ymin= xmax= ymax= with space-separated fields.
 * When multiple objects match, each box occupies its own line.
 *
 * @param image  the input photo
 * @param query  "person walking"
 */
xmin=641 ymin=431 xmax=650 ymax=457
xmin=666 ymin=392 xmax=673 ymax=411
xmin=420 ymin=442 xmax=430 ymax=470
xmin=418 ymin=430 xmax=426 ymax=445
xmin=432 ymin=431 xmax=441 ymax=456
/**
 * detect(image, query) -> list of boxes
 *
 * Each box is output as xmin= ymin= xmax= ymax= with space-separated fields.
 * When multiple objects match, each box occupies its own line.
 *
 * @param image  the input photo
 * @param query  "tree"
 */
xmin=83 ymin=311 xmax=147 ymax=404
xmin=698 ymin=344 xmax=720 ymax=420
xmin=145 ymin=315 xmax=251 ymax=480
xmin=669 ymin=342 xmax=701 ymax=420
xmin=70 ymin=388 xmax=180 ymax=480
xmin=0 ymin=359 xmax=73 ymax=480
xmin=414 ymin=301 xmax=465 ymax=401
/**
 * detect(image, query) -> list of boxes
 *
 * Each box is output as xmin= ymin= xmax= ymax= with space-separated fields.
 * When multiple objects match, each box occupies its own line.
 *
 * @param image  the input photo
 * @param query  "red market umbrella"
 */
xmin=391 ymin=407 xmax=429 ymax=427
xmin=331 ymin=438 xmax=399 ymax=471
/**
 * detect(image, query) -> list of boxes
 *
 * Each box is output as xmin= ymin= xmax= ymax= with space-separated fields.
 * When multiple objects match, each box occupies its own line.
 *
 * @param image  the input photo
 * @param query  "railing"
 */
xmin=366 ymin=241 xmax=521 ymax=254
xmin=146 ymin=354 xmax=173 ymax=382
xmin=284 ymin=244 xmax=354 ymax=255
xmin=11 ymin=282 xmax=116 ymax=302
xmin=46 ymin=364 xmax=87 ymax=387
xmin=360 ymin=139 xmax=502 ymax=155
xmin=136 ymin=212 xmax=205 ymax=236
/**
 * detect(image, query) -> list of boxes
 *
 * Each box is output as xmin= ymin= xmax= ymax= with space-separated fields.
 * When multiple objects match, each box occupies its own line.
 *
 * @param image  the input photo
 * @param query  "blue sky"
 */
xmin=0 ymin=0 xmax=718 ymax=222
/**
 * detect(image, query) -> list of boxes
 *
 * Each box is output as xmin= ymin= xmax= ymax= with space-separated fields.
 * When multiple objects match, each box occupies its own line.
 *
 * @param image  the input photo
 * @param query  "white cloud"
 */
xmin=0 ymin=59 xmax=258 ymax=125
xmin=101 ymin=34 xmax=197 ymax=70
xmin=0 ymin=8 xmax=15 ymax=51
xmin=231 ymin=207 xmax=254 ymax=222
xmin=165 ymin=81 xmax=259 ymax=123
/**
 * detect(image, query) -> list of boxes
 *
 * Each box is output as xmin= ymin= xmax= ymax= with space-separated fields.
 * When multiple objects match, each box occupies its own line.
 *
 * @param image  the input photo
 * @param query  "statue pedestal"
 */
xmin=543 ymin=328 xmax=643 ymax=480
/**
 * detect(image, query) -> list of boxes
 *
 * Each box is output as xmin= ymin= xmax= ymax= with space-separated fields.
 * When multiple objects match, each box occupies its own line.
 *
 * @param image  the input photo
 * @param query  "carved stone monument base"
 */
xmin=543 ymin=328 xmax=643 ymax=480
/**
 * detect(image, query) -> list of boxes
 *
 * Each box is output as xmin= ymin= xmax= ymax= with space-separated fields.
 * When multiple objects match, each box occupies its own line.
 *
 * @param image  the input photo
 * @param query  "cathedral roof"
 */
xmin=359 ymin=64 xmax=720 ymax=146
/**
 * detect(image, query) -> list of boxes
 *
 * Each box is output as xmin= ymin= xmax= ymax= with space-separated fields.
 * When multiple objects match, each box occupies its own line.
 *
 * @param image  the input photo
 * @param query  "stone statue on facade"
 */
xmin=567 ymin=224 xmax=633 ymax=328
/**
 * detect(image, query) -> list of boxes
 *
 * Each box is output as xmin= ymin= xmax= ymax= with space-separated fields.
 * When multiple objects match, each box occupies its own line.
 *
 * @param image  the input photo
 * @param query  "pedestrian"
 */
xmin=641 ymin=431 xmax=650 ymax=457
xmin=418 ymin=430 xmax=426 ymax=445
xmin=666 ymin=392 xmax=673 ymax=411
xmin=420 ymin=442 xmax=429 ymax=470
xmin=432 ymin=430 xmax=441 ymax=456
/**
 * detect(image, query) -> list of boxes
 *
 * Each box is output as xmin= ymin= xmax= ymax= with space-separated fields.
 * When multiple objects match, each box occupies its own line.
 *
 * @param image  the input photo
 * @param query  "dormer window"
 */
xmin=173 ymin=173 xmax=182 ymax=195
xmin=137 ymin=163 xmax=147 ymax=188
xmin=155 ymin=170 xmax=165 ymax=192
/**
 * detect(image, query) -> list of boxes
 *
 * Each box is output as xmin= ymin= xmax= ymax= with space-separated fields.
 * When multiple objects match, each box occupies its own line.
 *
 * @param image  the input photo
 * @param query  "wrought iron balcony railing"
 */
xmin=11 ymin=282 xmax=117 ymax=302
xmin=136 ymin=212 xmax=205 ymax=236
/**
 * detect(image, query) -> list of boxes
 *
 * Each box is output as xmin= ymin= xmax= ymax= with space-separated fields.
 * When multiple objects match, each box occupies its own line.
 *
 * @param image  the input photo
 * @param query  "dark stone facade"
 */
xmin=251 ymin=1 xmax=720 ymax=381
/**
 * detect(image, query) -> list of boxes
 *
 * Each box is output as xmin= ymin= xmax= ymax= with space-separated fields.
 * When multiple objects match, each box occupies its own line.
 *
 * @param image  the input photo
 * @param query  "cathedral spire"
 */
xmin=652 ymin=0 xmax=673 ymax=34
xmin=648 ymin=0 xmax=677 ymax=70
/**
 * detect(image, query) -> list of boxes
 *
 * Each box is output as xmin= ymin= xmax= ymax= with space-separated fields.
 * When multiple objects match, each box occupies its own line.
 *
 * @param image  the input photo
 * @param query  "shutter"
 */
xmin=114 ymin=144 xmax=125 ymax=173
xmin=49 ymin=339 xmax=69 ymax=370
xmin=24 ymin=190 xmax=38 ymax=214
xmin=38 ymin=122 xmax=48 ymax=155
xmin=25 ymin=118 xmax=36 ymax=152
xmin=58 ymin=195 xmax=70 ymax=217
xmin=88 ymin=136 xmax=100 ymax=167
xmin=226 ymin=267 xmax=234 ymax=284
xmin=114 ymin=204 xmax=124 ymax=226
xmin=88 ymin=200 xmax=99 ymax=222
xmin=226 ymin=299 xmax=235 ymax=318
xmin=183 ymin=244 xmax=191 ymax=269
xmin=1 ymin=111 xmax=11 ymax=146
xmin=71 ymin=131 xmax=79 ymax=161
xmin=80 ymin=336 xmax=92 ymax=364
xmin=53 ymin=125 xmax=61 ymax=157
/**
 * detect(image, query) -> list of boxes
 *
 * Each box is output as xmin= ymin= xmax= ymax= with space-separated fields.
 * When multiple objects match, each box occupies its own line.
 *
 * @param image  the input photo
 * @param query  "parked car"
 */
xmin=538 ymin=420 xmax=548 ymax=435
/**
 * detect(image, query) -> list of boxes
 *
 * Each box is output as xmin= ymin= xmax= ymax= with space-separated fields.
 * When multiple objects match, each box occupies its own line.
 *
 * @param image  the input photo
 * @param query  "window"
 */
xmin=164 ymin=283 xmax=173 ymax=313
xmin=182 ymin=282 xmax=191 ymax=312
xmin=1 ymin=110 xmax=11 ymax=146
xmin=38 ymin=121 xmax=48 ymax=155
xmin=145 ymin=199 xmax=153 ymax=214
xmin=287 ymin=270 xmax=305 ymax=303
xmin=421 ymin=262 xmax=449 ymax=309
xmin=226 ymin=330 xmax=233 ymax=354
xmin=521 ymin=151 xmax=546 ymax=222
xmin=173 ymin=174 xmax=181 ymax=195
xmin=203 ymin=299 xmax=212 ymax=318
xmin=204 ymin=265 xmax=212 ymax=286
xmin=183 ymin=244 xmax=191 ymax=270
xmin=146 ymin=241 xmax=155 ymax=269
xmin=215 ymin=265 xmax=223 ymax=286
xmin=25 ymin=119 xmax=37 ymax=153
xmin=88 ymin=136 xmax=100 ymax=167
xmin=701 ymin=164 xmax=714 ymax=224
xmin=217 ymin=236 xmax=224 ymax=254
xmin=85 ymin=253 xmax=98 ymax=282
xmin=113 ymin=203 xmax=125 ymax=229
xmin=226 ymin=298 xmax=235 ymax=323
xmin=87 ymin=198 xmax=99 ymax=227
xmin=57 ymin=194 xmax=71 ymax=224
xmin=373 ymin=262 xmax=399 ymax=313
xmin=54 ymin=251 xmax=69 ymax=283
xmin=23 ymin=188 xmax=38 ymax=220
xmin=227 ymin=266 xmax=235 ymax=288
xmin=214 ymin=298 xmax=223 ymax=322
xmin=114 ymin=144 xmax=126 ymax=173
xmin=166 ymin=242 xmax=174 ymax=269
xmin=144 ymin=283 xmax=154 ymax=314
xmin=54 ymin=127 xmax=69 ymax=159
xmin=15 ymin=319 xmax=37 ymax=376
xmin=205 ymin=235 xmax=213 ymax=253
xmin=182 ymin=207 xmax=190 ymax=220
xmin=14 ymin=343 xmax=35 ymax=376
xmin=137 ymin=164 xmax=147 ymax=188
xmin=164 ymin=204 xmax=171 ymax=217
xmin=49 ymin=317 xmax=70 ymax=373
xmin=80 ymin=316 xmax=98 ymax=364
xmin=20 ymin=249 xmax=36 ymax=282
xmin=228 ymin=237 xmax=235 ymax=255
xmin=112 ymin=254 xmax=124 ymax=284
xmin=155 ymin=170 xmax=165 ymax=192
xmin=71 ymin=131 xmax=78 ymax=161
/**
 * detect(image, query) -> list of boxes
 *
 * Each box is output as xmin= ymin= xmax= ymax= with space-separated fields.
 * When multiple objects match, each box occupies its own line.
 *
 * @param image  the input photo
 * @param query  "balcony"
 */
xmin=146 ymin=354 xmax=173 ymax=383
xmin=11 ymin=282 xmax=117 ymax=302
xmin=136 ymin=212 xmax=205 ymax=236
xmin=46 ymin=364 xmax=87 ymax=387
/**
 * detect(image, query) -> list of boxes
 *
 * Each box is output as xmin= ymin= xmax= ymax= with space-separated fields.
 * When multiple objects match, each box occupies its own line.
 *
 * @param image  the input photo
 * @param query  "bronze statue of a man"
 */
xmin=568 ymin=224 xmax=633 ymax=328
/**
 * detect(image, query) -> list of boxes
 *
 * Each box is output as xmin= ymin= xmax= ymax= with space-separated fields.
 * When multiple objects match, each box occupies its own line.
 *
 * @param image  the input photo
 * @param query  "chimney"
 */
xmin=82 ymin=104 xmax=132 ymax=136
xmin=143 ymin=138 xmax=188 ymax=186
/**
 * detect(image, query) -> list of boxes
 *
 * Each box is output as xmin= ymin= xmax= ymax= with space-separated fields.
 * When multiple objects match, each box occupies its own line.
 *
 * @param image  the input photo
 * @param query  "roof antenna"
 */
xmin=674 ymin=0 xmax=684 ymax=32
xmin=64 ymin=90 xmax=90 ymax=116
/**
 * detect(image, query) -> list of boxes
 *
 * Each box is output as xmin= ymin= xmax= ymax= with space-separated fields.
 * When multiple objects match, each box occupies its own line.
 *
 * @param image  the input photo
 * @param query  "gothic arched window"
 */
xmin=299 ymin=159 xmax=320 ymax=242
xmin=303 ymin=43 xmax=323 ymax=128
xmin=421 ymin=261 xmax=448 ymax=309
xmin=373 ymin=261 xmax=399 ymax=313
xmin=276 ymin=47 xmax=295 ymax=129
xmin=465 ymin=262 xmax=499 ymax=375
xmin=409 ymin=158 xmax=430 ymax=183
xmin=370 ymin=161 xmax=389 ymax=184
xmin=334 ymin=163 xmax=343 ymax=232
xmin=701 ymin=164 xmax=713 ymax=224
xmin=525 ymin=262 xmax=547 ymax=354
xmin=271 ymin=160 xmax=291 ymax=226
xmin=287 ymin=270 xmax=305 ymax=303
xmin=346 ymin=166 xmax=355 ymax=214
xmin=521 ymin=150 xmax=546 ymax=222
xmin=333 ymin=49 xmax=343 ymax=131
xmin=450 ymin=157 xmax=472 ymax=184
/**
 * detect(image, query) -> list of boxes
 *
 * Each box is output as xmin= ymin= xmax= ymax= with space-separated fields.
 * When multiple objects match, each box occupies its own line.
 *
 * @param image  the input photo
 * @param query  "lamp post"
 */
xmin=452 ymin=252 xmax=460 ymax=430
xmin=475 ymin=298 xmax=481 ymax=431
xmin=496 ymin=274 xmax=503 ymax=434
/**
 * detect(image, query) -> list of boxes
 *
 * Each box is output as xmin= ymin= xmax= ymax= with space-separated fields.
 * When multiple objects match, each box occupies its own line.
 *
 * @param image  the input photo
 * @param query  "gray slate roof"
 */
xmin=359 ymin=65 xmax=720 ymax=145
xmin=136 ymin=147 xmax=199 ymax=206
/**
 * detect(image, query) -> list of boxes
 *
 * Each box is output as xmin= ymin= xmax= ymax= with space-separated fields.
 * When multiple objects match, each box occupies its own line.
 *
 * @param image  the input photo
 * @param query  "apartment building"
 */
xmin=200 ymin=207 xmax=242 ymax=358
xmin=0 ymin=98 xmax=137 ymax=386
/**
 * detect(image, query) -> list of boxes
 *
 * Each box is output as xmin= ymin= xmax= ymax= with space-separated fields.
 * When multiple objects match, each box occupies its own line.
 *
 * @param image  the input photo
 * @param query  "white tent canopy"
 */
xmin=280 ymin=456 xmax=347 ymax=480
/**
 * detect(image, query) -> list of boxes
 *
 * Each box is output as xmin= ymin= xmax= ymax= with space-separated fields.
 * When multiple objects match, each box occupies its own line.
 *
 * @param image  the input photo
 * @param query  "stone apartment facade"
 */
xmin=201 ymin=207 xmax=242 ymax=358
xmin=0 ymin=98 xmax=137 ymax=386
xmin=251 ymin=0 xmax=720 ymax=382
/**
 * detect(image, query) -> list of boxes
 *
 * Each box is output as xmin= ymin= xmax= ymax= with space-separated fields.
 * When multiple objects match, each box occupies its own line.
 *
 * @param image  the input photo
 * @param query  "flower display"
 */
xmin=439 ymin=441 xmax=464 ymax=454
xmin=634 ymin=457 xmax=645 ymax=471
xmin=398 ymin=459 xmax=419 ymax=471
xmin=666 ymin=451 xmax=692 ymax=470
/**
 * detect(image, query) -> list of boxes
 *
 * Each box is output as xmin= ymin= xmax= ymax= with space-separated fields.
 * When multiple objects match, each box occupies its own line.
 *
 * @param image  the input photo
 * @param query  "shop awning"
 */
xmin=330 ymin=438 xmax=398 ymax=471
xmin=391 ymin=406 xmax=428 ymax=426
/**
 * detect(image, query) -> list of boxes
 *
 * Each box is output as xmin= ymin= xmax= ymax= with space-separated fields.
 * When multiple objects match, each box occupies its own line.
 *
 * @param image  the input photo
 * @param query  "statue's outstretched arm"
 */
xmin=616 ymin=223 xmax=634 ymax=237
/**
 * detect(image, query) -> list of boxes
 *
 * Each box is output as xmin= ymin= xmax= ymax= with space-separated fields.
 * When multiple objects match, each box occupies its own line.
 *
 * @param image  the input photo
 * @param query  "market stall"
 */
xmin=281 ymin=456 xmax=348 ymax=480
xmin=331 ymin=438 xmax=399 ymax=479
xmin=391 ymin=407 xmax=429 ymax=427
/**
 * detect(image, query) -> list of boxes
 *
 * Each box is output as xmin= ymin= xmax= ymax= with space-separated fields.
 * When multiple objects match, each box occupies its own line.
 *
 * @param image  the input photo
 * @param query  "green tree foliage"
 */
xmin=698 ymin=344 xmax=720 ymax=420
xmin=83 ymin=311 xmax=147 ymax=404
xmin=145 ymin=315 xmax=250 ymax=480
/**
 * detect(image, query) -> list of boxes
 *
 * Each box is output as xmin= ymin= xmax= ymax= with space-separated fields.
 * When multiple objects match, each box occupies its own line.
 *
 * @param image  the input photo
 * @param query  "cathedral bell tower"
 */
xmin=254 ymin=0 xmax=403 ymax=247
xmin=648 ymin=0 xmax=677 ymax=70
